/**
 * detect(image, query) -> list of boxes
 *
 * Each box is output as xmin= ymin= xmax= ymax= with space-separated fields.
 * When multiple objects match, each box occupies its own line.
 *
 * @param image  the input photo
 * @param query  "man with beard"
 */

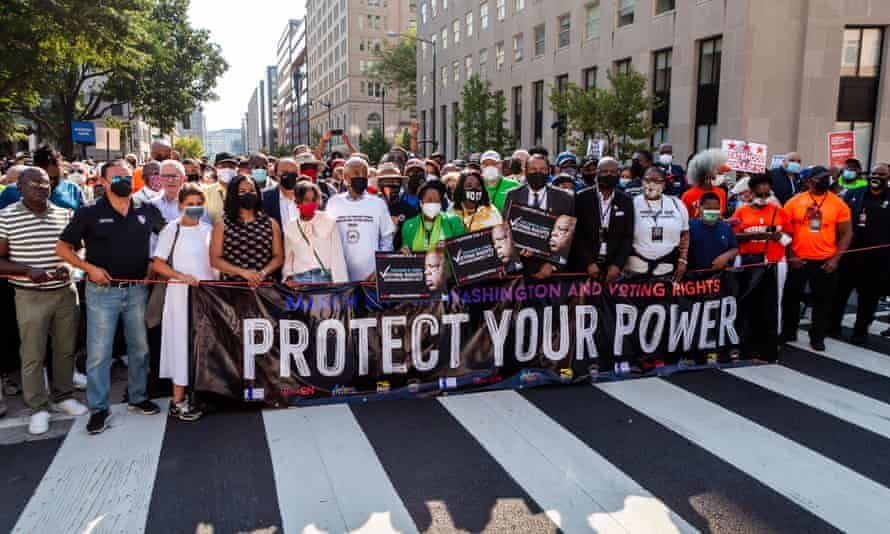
xmin=572 ymin=157 xmax=635 ymax=283
xmin=781 ymin=166 xmax=852 ymax=351
xmin=828 ymin=163 xmax=890 ymax=345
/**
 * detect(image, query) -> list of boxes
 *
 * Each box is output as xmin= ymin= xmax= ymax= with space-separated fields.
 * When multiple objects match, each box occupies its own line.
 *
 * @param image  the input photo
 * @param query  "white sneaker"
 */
xmin=53 ymin=398 xmax=88 ymax=416
xmin=73 ymin=371 xmax=87 ymax=391
xmin=28 ymin=410 xmax=51 ymax=435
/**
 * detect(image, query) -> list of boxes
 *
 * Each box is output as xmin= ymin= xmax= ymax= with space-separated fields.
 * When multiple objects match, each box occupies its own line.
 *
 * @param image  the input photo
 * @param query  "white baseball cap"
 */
xmin=481 ymin=150 xmax=501 ymax=163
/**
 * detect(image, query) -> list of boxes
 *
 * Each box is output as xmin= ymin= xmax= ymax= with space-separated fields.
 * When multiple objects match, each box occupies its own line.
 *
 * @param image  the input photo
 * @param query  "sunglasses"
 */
xmin=111 ymin=175 xmax=133 ymax=183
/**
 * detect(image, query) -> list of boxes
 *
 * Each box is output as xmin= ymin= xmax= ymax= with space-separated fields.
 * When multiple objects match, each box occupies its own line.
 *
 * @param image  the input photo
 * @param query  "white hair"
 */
xmin=597 ymin=156 xmax=619 ymax=169
xmin=687 ymin=148 xmax=728 ymax=186
xmin=159 ymin=159 xmax=186 ymax=177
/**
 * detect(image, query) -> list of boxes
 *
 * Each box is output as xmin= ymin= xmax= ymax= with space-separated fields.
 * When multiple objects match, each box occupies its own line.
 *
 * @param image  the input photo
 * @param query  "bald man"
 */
xmin=325 ymin=157 xmax=396 ymax=281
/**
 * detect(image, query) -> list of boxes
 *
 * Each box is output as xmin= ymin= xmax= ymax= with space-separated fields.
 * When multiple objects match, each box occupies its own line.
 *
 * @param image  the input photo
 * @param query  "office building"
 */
xmin=306 ymin=0 xmax=417 ymax=152
xmin=260 ymin=66 xmax=279 ymax=150
xmin=207 ymin=128 xmax=244 ymax=157
xmin=416 ymin=0 xmax=890 ymax=166
xmin=277 ymin=19 xmax=309 ymax=148
xmin=177 ymin=109 xmax=208 ymax=151
xmin=246 ymin=88 xmax=261 ymax=153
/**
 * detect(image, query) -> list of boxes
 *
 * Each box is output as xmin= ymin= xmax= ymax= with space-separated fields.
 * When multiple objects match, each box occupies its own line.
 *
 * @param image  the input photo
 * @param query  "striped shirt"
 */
xmin=0 ymin=201 xmax=73 ymax=289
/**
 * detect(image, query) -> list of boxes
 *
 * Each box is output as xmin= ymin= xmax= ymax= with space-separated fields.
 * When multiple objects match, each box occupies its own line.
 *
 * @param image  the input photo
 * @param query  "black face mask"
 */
xmin=109 ymin=181 xmax=132 ymax=197
xmin=94 ymin=184 xmax=106 ymax=197
xmin=350 ymin=177 xmax=368 ymax=195
xmin=527 ymin=172 xmax=548 ymax=189
xmin=597 ymin=174 xmax=619 ymax=190
xmin=279 ymin=173 xmax=299 ymax=190
xmin=238 ymin=192 xmax=259 ymax=209
xmin=870 ymin=177 xmax=887 ymax=190
xmin=186 ymin=173 xmax=201 ymax=182
xmin=510 ymin=160 xmax=523 ymax=175
xmin=581 ymin=173 xmax=597 ymax=187
xmin=811 ymin=177 xmax=830 ymax=194
xmin=407 ymin=172 xmax=425 ymax=194
xmin=465 ymin=189 xmax=483 ymax=203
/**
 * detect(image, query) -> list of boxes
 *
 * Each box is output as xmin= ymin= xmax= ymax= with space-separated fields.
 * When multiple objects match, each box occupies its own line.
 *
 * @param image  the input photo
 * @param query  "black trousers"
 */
xmin=0 ymin=279 xmax=21 ymax=374
xmin=828 ymin=255 xmax=888 ymax=337
xmin=782 ymin=260 xmax=839 ymax=342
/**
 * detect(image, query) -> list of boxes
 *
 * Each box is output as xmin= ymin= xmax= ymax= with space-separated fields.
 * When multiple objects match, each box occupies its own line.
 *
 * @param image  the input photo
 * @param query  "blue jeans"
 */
xmin=292 ymin=269 xmax=332 ymax=283
xmin=85 ymin=282 xmax=149 ymax=412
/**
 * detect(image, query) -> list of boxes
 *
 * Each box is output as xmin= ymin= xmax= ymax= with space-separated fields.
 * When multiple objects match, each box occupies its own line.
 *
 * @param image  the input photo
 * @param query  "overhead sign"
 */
xmin=722 ymin=139 xmax=768 ymax=174
xmin=71 ymin=121 xmax=96 ymax=145
xmin=828 ymin=131 xmax=856 ymax=168
xmin=95 ymin=127 xmax=120 ymax=151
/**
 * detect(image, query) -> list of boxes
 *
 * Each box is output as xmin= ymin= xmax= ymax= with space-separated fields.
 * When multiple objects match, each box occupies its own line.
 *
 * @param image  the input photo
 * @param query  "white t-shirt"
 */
xmin=631 ymin=194 xmax=689 ymax=260
xmin=326 ymin=192 xmax=396 ymax=281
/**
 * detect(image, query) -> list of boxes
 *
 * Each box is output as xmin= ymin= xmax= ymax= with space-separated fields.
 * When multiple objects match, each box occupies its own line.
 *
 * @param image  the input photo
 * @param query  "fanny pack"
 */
xmin=631 ymin=247 xmax=680 ymax=275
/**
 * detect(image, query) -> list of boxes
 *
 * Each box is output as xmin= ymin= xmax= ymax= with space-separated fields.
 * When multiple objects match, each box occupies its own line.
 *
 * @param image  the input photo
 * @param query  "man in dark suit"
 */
xmin=768 ymin=151 xmax=802 ymax=204
xmin=572 ymin=157 xmax=635 ymax=283
xmin=262 ymin=157 xmax=302 ymax=228
xmin=503 ymin=154 xmax=575 ymax=279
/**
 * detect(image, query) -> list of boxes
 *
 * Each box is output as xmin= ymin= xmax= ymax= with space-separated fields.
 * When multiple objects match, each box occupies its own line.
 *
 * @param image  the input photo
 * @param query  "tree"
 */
xmin=367 ymin=27 xmax=417 ymax=112
xmin=174 ymin=136 xmax=204 ymax=158
xmin=550 ymin=68 xmax=660 ymax=160
xmin=359 ymin=129 xmax=391 ymax=164
xmin=456 ymin=75 xmax=511 ymax=155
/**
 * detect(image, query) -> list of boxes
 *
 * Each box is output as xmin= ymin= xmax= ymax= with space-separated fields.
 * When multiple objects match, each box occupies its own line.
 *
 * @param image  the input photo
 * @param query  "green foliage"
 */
xmin=393 ymin=128 xmax=411 ymax=150
xmin=367 ymin=27 xmax=417 ymax=112
xmin=174 ymin=136 xmax=204 ymax=158
xmin=456 ymin=75 xmax=511 ymax=155
xmin=549 ymin=68 xmax=660 ymax=160
xmin=269 ymin=145 xmax=295 ymax=158
xmin=359 ymin=129 xmax=392 ymax=164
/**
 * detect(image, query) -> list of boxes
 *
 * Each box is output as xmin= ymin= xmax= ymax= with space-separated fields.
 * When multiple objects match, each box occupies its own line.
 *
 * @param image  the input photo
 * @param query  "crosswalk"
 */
xmin=5 ymin=332 xmax=890 ymax=533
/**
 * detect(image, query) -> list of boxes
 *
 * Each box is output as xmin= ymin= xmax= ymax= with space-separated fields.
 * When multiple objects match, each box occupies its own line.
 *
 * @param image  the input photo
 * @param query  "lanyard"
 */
xmin=461 ymin=207 xmax=479 ymax=231
xmin=599 ymin=192 xmax=613 ymax=226
xmin=645 ymin=197 xmax=664 ymax=226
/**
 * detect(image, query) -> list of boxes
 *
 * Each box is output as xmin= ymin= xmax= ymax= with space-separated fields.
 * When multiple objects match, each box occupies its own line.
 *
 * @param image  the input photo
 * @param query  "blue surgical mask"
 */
xmin=842 ymin=169 xmax=857 ymax=180
xmin=251 ymin=169 xmax=268 ymax=184
xmin=786 ymin=162 xmax=801 ymax=174
xmin=184 ymin=206 xmax=205 ymax=221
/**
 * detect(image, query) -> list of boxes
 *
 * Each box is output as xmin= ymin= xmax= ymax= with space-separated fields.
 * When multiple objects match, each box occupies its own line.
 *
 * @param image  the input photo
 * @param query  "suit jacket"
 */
xmin=571 ymin=187 xmax=635 ymax=271
xmin=262 ymin=187 xmax=283 ymax=228
xmin=769 ymin=168 xmax=800 ymax=205
xmin=503 ymin=185 xmax=575 ymax=274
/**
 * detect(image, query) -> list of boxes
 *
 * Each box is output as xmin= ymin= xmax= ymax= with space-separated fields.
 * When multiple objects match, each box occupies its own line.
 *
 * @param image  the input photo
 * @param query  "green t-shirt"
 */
xmin=485 ymin=177 xmax=520 ymax=213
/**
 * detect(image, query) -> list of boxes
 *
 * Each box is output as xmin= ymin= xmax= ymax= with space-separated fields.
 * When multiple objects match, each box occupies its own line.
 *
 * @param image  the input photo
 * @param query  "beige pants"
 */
xmin=14 ymin=285 xmax=80 ymax=412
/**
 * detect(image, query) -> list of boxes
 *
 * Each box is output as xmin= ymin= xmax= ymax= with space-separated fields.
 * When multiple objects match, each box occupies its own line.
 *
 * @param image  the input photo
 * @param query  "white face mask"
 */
xmin=422 ymin=202 xmax=441 ymax=218
xmin=217 ymin=168 xmax=236 ymax=184
xmin=482 ymin=166 xmax=500 ymax=184
xmin=426 ymin=174 xmax=439 ymax=182
xmin=67 ymin=172 xmax=84 ymax=185
xmin=658 ymin=154 xmax=673 ymax=166
xmin=643 ymin=181 xmax=664 ymax=200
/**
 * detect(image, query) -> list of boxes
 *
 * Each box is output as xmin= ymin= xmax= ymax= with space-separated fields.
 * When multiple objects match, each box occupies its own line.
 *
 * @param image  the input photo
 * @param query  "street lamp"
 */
xmin=388 ymin=31 xmax=436 ymax=156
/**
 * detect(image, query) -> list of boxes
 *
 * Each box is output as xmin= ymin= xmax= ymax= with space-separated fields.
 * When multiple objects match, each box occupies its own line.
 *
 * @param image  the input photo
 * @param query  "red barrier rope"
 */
xmin=2 ymin=242 xmax=889 ymax=286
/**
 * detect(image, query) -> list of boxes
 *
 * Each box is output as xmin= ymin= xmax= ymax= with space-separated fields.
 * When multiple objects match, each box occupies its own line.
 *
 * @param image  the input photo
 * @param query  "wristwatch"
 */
xmin=678 ymin=258 xmax=688 ymax=265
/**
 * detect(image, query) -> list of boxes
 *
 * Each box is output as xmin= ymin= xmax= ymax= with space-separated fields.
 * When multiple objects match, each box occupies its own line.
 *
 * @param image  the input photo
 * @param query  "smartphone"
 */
xmin=330 ymin=128 xmax=344 ymax=136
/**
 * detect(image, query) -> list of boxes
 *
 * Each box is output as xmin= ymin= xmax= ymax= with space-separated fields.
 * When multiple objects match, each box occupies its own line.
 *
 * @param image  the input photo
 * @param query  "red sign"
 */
xmin=721 ymin=139 xmax=768 ymax=174
xmin=828 ymin=131 xmax=856 ymax=168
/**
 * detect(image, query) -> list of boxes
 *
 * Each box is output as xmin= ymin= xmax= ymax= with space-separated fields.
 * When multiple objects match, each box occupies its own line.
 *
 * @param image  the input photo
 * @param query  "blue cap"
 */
xmin=556 ymin=151 xmax=577 ymax=167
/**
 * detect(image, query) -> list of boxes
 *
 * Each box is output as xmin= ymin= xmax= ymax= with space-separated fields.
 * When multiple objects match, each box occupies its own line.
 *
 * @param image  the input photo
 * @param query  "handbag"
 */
xmin=295 ymin=219 xmax=331 ymax=278
xmin=145 ymin=223 xmax=180 ymax=328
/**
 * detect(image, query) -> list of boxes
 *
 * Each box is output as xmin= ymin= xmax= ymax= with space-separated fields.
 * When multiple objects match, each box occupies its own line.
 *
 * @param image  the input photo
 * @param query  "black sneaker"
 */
xmin=128 ymin=400 xmax=160 ymax=415
xmin=169 ymin=400 xmax=203 ymax=422
xmin=778 ymin=333 xmax=798 ymax=345
xmin=810 ymin=338 xmax=826 ymax=352
xmin=87 ymin=410 xmax=111 ymax=434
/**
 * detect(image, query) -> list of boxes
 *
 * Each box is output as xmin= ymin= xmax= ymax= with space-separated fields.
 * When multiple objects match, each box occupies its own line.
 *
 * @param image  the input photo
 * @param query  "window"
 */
xmin=513 ymin=33 xmax=524 ymax=62
xmin=496 ymin=42 xmax=505 ymax=70
xmin=837 ymin=27 xmax=884 ymax=166
xmin=443 ymin=0 xmax=448 ymax=9
xmin=534 ymin=25 xmax=545 ymax=57
xmin=497 ymin=0 xmax=505 ymax=20
xmin=479 ymin=49 xmax=488 ymax=78
xmin=465 ymin=55 xmax=473 ymax=78
xmin=695 ymin=37 xmax=722 ymax=151
xmin=441 ymin=65 xmax=448 ymax=87
xmin=655 ymin=0 xmax=675 ymax=15
xmin=368 ymin=112 xmax=382 ymax=131
xmin=422 ymin=74 xmax=428 ymax=95
xmin=453 ymin=19 xmax=460 ymax=44
xmin=453 ymin=59 xmax=460 ymax=82
xmin=583 ymin=66 xmax=597 ymax=90
xmin=442 ymin=27 xmax=448 ymax=49
xmin=466 ymin=11 xmax=473 ymax=37
xmin=480 ymin=2 xmax=489 ymax=29
xmin=514 ymin=0 xmax=525 ymax=12
xmin=585 ymin=2 xmax=600 ymax=40
xmin=652 ymin=49 xmax=672 ymax=145
xmin=441 ymin=105 xmax=447 ymax=155
xmin=555 ymin=74 xmax=568 ymax=153
xmin=432 ymin=0 xmax=437 ymax=17
xmin=512 ymin=85 xmax=523 ymax=146
xmin=533 ymin=80 xmax=544 ymax=145
xmin=558 ymin=14 xmax=571 ymax=49
xmin=614 ymin=58 xmax=631 ymax=74
xmin=617 ymin=0 xmax=634 ymax=27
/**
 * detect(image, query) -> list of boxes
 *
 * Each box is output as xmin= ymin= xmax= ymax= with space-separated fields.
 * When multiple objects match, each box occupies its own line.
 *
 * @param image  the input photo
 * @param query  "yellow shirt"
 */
xmin=203 ymin=182 xmax=227 ymax=224
xmin=449 ymin=205 xmax=503 ymax=232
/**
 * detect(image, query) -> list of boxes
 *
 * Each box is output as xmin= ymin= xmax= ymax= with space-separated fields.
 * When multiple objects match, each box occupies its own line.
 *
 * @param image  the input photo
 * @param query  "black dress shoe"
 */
xmin=850 ymin=334 xmax=868 ymax=346
xmin=810 ymin=338 xmax=826 ymax=351
xmin=87 ymin=410 xmax=111 ymax=434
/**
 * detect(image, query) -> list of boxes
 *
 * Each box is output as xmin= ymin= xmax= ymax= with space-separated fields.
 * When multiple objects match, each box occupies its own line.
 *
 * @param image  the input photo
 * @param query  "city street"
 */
xmin=3 ymin=319 xmax=890 ymax=534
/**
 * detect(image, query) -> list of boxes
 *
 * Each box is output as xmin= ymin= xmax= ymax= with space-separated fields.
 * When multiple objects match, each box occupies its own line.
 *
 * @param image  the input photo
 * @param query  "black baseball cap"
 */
xmin=214 ymin=152 xmax=237 ymax=166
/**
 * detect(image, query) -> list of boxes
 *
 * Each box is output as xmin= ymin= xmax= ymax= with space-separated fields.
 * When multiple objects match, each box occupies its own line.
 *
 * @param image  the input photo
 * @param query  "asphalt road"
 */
xmin=3 ymin=322 xmax=890 ymax=534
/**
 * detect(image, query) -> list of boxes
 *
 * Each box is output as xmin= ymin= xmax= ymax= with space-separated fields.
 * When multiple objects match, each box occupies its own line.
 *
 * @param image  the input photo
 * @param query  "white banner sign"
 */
xmin=586 ymin=139 xmax=606 ymax=159
xmin=722 ymin=139 xmax=767 ymax=174
xmin=95 ymin=127 xmax=121 ymax=151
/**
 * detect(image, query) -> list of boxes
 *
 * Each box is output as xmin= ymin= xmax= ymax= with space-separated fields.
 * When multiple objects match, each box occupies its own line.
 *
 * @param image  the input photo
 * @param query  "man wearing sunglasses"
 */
xmin=56 ymin=158 xmax=166 ymax=435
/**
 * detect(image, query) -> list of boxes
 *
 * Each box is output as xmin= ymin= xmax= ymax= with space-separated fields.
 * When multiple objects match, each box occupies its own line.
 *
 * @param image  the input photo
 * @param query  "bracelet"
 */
xmin=259 ymin=269 xmax=267 ymax=277
xmin=678 ymin=258 xmax=688 ymax=265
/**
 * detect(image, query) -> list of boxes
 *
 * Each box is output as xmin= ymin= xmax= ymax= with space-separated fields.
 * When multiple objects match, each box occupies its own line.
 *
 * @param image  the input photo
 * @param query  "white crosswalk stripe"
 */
xmin=8 ymin=336 xmax=890 ymax=534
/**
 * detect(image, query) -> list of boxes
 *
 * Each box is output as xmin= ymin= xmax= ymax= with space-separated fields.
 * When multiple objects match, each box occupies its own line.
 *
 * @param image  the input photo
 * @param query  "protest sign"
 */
xmin=375 ymin=253 xmax=444 ymax=300
xmin=770 ymin=154 xmax=785 ymax=170
xmin=722 ymin=140 xmax=768 ymax=173
xmin=506 ymin=204 xmax=556 ymax=256
xmin=586 ymin=139 xmax=606 ymax=159
xmin=191 ymin=268 xmax=778 ymax=407
xmin=828 ymin=131 xmax=856 ymax=167
xmin=445 ymin=228 xmax=506 ymax=285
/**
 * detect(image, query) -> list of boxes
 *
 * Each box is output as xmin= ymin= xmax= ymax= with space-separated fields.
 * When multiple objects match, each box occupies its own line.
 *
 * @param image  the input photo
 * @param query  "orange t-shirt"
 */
xmin=732 ymin=204 xmax=790 ymax=262
xmin=132 ymin=166 xmax=144 ymax=192
xmin=784 ymin=191 xmax=851 ymax=260
xmin=682 ymin=186 xmax=727 ymax=217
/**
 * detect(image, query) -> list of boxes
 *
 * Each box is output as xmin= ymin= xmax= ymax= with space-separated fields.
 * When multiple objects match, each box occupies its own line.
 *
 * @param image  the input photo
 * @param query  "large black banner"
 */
xmin=191 ymin=267 xmax=778 ymax=407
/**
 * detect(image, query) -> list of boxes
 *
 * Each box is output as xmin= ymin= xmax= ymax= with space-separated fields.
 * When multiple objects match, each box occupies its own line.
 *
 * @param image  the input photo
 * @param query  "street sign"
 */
xmin=71 ymin=121 xmax=96 ymax=145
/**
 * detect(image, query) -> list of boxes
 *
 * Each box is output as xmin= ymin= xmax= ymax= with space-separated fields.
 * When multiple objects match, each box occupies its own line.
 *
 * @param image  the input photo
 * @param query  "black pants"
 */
xmin=828 ymin=255 xmax=888 ymax=337
xmin=0 ymin=279 xmax=21 ymax=374
xmin=782 ymin=260 xmax=838 ymax=342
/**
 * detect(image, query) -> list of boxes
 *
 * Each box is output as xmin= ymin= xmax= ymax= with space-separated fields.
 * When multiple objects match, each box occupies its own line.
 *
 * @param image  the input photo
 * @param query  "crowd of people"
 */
xmin=1 ymin=132 xmax=888 ymax=435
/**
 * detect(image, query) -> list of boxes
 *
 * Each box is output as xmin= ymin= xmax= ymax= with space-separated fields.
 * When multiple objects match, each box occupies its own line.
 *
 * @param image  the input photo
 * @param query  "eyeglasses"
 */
xmin=111 ymin=175 xmax=133 ymax=183
xmin=160 ymin=174 xmax=181 ymax=183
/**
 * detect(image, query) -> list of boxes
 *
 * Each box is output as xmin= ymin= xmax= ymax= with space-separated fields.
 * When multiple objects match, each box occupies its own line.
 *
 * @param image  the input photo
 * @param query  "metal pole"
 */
xmin=432 ymin=43 xmax=437 ymax=153
xmin=105 ymin=130 xmax=110 ymax=161
xmin=381 ymin=87 xmax=385 ymax=139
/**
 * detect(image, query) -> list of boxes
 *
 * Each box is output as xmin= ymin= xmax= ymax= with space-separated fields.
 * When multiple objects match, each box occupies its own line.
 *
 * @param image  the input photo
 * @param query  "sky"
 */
xmin=188 ymin=0 xmax=305 ymax=131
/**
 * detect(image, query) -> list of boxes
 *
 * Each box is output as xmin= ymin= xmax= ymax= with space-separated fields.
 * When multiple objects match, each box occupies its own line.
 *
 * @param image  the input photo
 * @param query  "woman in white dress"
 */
xmin=151 ymin=183 xmax=216 ymax=421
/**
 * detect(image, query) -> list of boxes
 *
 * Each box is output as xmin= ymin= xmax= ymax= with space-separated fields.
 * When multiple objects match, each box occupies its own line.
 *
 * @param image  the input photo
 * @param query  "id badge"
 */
xmin=651 ymin=226 xmax=664 ymax=242
xmin=599 ymin=242 xmax=608 ymax=257
xmin=859 ymin=211 xmax=867 ymax=227
xmin=809 ymin=217 xmax=822 ymax=232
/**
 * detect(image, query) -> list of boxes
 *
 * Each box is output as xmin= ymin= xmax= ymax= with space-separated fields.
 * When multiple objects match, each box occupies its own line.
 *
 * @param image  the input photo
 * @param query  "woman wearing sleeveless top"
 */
xmin=210 ymin=175 xmax=283 ymax=288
